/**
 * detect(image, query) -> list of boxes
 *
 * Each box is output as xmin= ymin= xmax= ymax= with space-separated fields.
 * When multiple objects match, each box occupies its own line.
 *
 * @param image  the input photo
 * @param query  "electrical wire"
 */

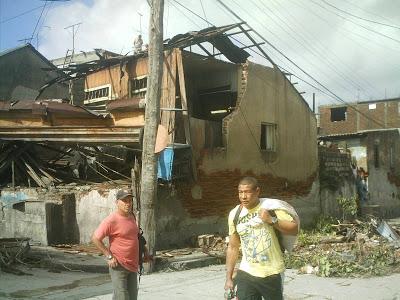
xmin=215 ymin=0 xmax=386 ymax=128
xmin=311 ymin=0 xmax=400 ymax=46
xmin=30 ymin=1 xmax=48 ymax=42
xmin=0 ymin=5 xmax=45 ymax=24
xmin=321 ymin=0 xmax=400 ymax=30
xmin=168 ymin=0 xmax=388 ymax=128
xmin=265 ymin=0 xmax=377 ymax=98
xmin=240 ymin=0 xmax=369 ymax=100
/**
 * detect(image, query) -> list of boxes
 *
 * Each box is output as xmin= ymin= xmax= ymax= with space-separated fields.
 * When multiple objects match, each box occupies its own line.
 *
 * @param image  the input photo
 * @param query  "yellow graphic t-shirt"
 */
xmin=228 ymin=202 xmax=293 ymax=278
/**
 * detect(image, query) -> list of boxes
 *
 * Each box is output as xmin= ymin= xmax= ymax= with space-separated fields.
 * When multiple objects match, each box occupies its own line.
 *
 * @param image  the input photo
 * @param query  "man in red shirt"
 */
xmin=92 ymin=189 xmax=144 ymax=300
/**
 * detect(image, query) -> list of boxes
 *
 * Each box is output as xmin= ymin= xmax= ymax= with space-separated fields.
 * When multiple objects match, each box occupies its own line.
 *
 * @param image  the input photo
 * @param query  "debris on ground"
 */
xmin=158 ymin=248 xmax=193 ymax=258
xmin=196 ymin=217 xmax=400 ymax=278
xmin=52 ymin=243 xmax=102 ymax=256
xmin=0 ymin=238 xmax=32 ymax=275
xmin=285 ymin=216 xmax=400 ymax=278
xmin=198 ymin=234 xmax=226 ymax=258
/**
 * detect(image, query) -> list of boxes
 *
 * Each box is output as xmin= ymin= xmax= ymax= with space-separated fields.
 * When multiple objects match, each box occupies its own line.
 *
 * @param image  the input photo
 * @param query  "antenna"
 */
xmin=17 ymin=38 xmax=32 ymax=44
xmin=64 ymin=22 xmax=82 ymax=60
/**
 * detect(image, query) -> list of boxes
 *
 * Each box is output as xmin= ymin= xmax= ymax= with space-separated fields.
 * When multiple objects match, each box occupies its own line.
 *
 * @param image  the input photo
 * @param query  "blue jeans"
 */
xmin=109 ymin=265 xmax=138 ymax=300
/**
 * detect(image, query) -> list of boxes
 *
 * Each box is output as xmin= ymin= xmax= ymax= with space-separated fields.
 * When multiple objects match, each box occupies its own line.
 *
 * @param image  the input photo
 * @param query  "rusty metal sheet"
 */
xmin=0 ymin=100 xmax=110 ymax=118
xmin=107 ymin=98 xmax=143 ymax=112
xmin=166 ymin=23 xmax=250 ymax=63
xmin=0 ymin=126 xmax=143 ymax=144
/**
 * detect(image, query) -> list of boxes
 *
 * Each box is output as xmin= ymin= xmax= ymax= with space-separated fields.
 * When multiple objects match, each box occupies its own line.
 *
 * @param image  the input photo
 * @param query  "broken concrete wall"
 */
xmin=367 ymin=130 xmax=400 ymax=217
xmin=319 ymin=146 xmax=356 ymax=218
xmin=75 ymin=188 xmax=118 ymax=244
xmin=0 ymin=189 xmax=47 ymax=245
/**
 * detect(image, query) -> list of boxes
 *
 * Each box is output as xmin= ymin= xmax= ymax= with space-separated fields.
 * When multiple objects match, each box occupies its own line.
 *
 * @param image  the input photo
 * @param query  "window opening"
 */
xmin=260 ymin=123 xmax=277 ymax=151
xmin=130 ymin=75 xmax=147 ymax=98
xmin=330 ymin=107 xmax=347 ymax=122
xmin=194 ymin=85 xmax=236 ymax=121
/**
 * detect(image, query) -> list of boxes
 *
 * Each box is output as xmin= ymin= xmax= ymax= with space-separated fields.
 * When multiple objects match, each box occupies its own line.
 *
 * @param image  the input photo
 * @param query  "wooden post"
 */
xmin=140 ymin=0 xmax=164 ymax=273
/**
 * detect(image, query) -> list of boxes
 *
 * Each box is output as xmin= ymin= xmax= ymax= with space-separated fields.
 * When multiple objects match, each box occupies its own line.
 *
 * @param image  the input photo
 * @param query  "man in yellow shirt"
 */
xmin=224 ymin=177 xmax=299 ymax=300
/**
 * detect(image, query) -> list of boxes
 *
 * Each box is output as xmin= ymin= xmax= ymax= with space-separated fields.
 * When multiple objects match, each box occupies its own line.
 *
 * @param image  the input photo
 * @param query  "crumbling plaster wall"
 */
xmin=0 ymin=187 xmax=123 ymax=246
xmin=319 ymin=146 xmax=357 ymax=218
xmin=1 ymin=189 xmax=52 ymax=245
xmin=75 ymin=188 xmax=118 ymax=244
xmin=367 ymin=130 xmax=400 ymax=217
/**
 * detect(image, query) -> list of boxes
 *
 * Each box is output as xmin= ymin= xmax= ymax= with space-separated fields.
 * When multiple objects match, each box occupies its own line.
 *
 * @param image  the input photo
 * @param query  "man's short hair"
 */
xmin=238 ymin=177 xmax=259 ymax=190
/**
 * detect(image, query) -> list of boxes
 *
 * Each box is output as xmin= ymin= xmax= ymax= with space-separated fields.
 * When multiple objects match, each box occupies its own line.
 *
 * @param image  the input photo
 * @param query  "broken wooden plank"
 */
xmin=21 ymin=158 xmax=46 ymax=187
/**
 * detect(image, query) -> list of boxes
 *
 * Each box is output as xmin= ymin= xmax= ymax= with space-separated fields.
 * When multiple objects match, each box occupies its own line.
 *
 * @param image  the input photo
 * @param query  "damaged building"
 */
xmin=0 ymin=23 xmax=319 ymax=249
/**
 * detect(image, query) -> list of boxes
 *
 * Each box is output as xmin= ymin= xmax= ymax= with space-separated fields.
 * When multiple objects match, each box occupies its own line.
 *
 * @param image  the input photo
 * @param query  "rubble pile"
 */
xmin=285 ymin=218 xmax=400 ymax=277
xmin=198 ymin=234 xmax=227 ymax=258
xmin=0 ymin=238 xmax=31 ymax=274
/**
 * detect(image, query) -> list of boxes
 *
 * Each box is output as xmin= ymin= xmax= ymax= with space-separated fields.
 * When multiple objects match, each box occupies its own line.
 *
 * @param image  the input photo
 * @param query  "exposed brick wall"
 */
xmin=177 ymin=169 xmax=316 ymax=218
xmin=319 ymin=99 xmax=400 ymax=135
xmin=222 ymin=62 xmax=248 ymax=138
xmin=319 ymin=105 xmax=357 ymax=135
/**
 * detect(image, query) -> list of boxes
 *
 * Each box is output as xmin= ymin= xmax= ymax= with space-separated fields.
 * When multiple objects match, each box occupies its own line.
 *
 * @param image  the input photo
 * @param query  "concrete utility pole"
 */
xmin=140 ymin=0 xmax=164 ymax=272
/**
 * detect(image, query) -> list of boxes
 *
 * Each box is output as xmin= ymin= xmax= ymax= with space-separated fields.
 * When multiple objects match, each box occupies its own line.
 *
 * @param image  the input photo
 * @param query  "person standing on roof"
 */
xmin=224 ymin=177 xmax=299 ymax=300
xmin=92 ymin=189 xmax=149 ymax=300
xmin=133 ymin=34 xmax=143 ymax=54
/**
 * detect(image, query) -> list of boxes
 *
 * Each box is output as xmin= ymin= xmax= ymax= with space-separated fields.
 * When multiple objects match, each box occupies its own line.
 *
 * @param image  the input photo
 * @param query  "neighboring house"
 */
xmin=319 ymin=98 xmax=400 ymax=217
xmin=51 ymin=49 xmax=120 ymax=68
xmin=319 ymin=129 xmax=400 ymax=217
xmin=51 ymin=49 xmax=120 ymax=106
xmin=0 ymin=44 xmax=68 ymax=101
xmin=319 ymin=97 xmax=400 ymax=136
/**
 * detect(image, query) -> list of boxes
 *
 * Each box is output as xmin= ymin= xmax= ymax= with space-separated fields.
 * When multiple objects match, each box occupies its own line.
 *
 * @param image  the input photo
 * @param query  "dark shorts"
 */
xmin=236 ymin=270 xmax=283 ymax=300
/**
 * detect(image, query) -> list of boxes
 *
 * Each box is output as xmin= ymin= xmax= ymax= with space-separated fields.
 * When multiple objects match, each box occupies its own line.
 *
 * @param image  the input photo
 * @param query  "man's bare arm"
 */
xmin=92 ymin=234 xmax=118 ymax=268
xmin=224 ymin=232 xmax=240 ymax=290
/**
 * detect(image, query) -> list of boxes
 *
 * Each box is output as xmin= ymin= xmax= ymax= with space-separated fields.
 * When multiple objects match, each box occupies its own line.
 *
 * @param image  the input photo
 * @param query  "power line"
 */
xmin=199 ymin=0 xmax=211 ymax=27
xmin=242 ymin=0 xmax=369 ymax=99
xmin=169 ymin=0 xmax=387 ymax=128
xmin=338 ymin=0 xmax=400 ymax=25
xmin=311 ymin=0 xmax=400 ymax=46
xmin=289 ymin=0 xmax=400 ymax=84
xmin=30 ymin=1 xmax=48 ymax=42
xmin=215 ymin=0 xmax=386 ymax=128
xmin=266 ymin=0 xmax=377 ymax=98
xmin=0 ymin=5 xmax=45 ymax=24
xmin=321 ymin=0 xmax=400 ymax=30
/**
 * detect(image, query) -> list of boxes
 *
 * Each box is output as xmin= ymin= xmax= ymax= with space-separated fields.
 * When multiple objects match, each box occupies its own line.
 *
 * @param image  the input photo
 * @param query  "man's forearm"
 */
xmin=92 ymin=236 xmax=111 ymax=257
xmin=226 ymin=246 xmax=239 ymax=279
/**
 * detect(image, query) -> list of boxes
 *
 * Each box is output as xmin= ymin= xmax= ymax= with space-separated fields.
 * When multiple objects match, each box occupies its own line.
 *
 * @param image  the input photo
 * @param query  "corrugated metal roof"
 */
xmin=0 ymin=126 xmax=142 ymax=144
xmin=319 ymin=127 xmax=400 ymax=140
xmin=0 ymin=100 xmax=110 ymax=118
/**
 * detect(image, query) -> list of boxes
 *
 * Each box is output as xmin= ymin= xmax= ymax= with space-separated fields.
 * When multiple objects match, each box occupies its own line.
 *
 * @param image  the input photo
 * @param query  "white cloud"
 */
xmin=36 ymin=0 xmax=400 ymax=106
